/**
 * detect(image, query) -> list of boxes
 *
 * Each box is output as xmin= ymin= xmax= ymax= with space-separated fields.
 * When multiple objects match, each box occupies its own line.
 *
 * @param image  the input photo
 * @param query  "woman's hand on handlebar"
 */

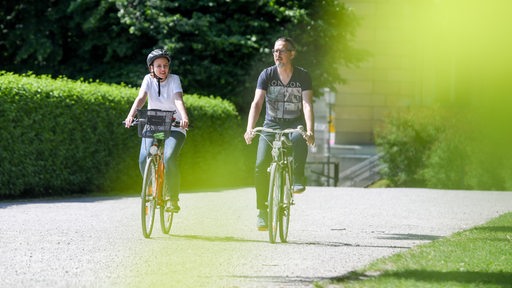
xmin=124 ymin=116 xmax=134 ymax=128
xmin=180 ymin=119 xmax=189 ymax=130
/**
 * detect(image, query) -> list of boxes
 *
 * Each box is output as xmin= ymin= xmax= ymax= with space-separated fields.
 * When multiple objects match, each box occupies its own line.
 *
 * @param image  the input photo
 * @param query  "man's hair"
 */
xmin=276 ymin=37 xmax=297 ymax=51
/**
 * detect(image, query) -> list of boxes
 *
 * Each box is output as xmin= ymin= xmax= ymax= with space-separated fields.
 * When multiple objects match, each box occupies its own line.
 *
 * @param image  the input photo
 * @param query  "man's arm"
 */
xmin=302 ymin=90 xmax=315 ymax=146
xmin=244 ymin=89 xmax=266 ymax=144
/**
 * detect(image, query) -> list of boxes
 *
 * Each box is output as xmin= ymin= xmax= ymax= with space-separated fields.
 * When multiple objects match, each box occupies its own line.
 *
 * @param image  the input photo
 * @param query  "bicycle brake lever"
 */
xmin=122 ymin=119 xmax=140 ymax=127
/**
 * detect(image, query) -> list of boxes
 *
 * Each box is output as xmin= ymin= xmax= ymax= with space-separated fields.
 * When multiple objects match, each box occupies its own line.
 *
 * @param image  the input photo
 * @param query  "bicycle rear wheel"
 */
xmin=160 ymin=181 xmax=174 ymax=234
xmin=141 ymin=157 xmax=157 ymax=238
xmin=279 ymin=161 xmax=293 ymax=243
xmin=268 ymin=163 xmax=281 ymax=243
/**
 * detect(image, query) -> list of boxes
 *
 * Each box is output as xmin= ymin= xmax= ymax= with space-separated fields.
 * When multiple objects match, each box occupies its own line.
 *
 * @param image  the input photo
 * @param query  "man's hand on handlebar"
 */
xmin=304 ymin=131 xmax=315 ymax=146
xmin=244 ymin=129 xmax=255 ymax=144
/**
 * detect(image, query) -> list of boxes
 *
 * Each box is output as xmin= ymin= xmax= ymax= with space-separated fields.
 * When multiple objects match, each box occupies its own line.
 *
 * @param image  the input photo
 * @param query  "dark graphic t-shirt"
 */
xmin=257 ymin=65 xmax=312 ymax=120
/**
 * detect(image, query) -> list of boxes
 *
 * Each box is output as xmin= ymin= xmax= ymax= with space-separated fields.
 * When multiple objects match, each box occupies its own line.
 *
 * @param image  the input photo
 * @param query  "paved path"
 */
xmin=1 ymin=187 xmax=511 ymax=287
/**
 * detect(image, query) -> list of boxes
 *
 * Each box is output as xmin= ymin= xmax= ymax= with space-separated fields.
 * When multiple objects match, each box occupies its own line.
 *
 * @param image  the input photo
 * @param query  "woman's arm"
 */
xmin=124 ymin=88 xmax=148 ymax=128
xmin=174 ymin=92 xmax=189 ymax=129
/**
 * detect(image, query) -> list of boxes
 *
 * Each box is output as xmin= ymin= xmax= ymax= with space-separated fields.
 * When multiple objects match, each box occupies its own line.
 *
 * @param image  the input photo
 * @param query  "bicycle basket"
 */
xmin=137 ymin=109 xmax=176 ymax=138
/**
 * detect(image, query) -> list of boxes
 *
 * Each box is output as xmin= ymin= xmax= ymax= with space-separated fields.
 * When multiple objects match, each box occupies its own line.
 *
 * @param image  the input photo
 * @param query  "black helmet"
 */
xmin=146 ymin=49 xmax=171 ymax=67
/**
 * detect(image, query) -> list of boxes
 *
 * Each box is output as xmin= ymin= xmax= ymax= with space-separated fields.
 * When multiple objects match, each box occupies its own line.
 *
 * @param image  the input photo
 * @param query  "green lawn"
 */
xmin=316 ymin=212 xmax=512 ymax=288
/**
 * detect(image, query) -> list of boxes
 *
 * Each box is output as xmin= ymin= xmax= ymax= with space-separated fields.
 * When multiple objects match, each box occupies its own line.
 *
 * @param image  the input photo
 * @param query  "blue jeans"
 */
xmin=254 ymin=119 xmax=308 ymax=210
xmin=139 ymin=131 xmax=186 ymax=201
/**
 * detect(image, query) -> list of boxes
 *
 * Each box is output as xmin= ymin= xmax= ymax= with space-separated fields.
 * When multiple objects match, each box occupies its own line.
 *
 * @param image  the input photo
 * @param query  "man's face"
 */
xmin=273 ymin=41 xmax=294 ymax=67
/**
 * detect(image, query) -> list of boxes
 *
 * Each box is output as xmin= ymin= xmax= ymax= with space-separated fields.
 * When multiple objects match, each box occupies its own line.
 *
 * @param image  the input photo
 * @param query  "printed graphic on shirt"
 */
xmin=267 ymin=82 xmax=302 ymax=119
xmin=258 ymin=65 xmax=311 ymax=121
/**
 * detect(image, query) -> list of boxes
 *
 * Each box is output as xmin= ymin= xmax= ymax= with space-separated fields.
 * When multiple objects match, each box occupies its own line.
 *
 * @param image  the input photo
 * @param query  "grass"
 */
xmin=315 ymin=212 xmax=512 ymax=288
xmin=367 ymin=179 xmax=392 ymax=188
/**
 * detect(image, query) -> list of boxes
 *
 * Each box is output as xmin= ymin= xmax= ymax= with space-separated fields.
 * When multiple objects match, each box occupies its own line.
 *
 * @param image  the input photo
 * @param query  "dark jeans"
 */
xmin=254 ymin=119 xmax=308 ymax=210
xmin=139 ymin=131 xmax=186 ymax=201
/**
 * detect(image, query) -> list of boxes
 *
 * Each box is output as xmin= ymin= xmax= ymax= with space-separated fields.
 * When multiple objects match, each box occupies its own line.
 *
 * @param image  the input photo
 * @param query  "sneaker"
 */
xmin=165 ymin=200 xmax=180 ymax=213
xmin=293 ymin=184 xmax=306 ymax=194
xmin=257 ymin=210 xmax=268 ymax=231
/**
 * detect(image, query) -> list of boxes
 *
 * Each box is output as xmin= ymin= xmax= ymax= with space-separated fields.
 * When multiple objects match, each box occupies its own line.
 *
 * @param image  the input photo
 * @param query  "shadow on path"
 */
xmin=377 ymin=233 xmax=442 ymax=241
xmin=281 ymin=240 xmax=411 ymax=249
xmin=332 ymin=270 xmax=512 ymax=287
xmin=0 ymin=196 xmax=127 ymax=209
xmin=154 ymin=233 xmax=268 ymax=244
xmin=149 ymin=234 xmax=414 ymax=249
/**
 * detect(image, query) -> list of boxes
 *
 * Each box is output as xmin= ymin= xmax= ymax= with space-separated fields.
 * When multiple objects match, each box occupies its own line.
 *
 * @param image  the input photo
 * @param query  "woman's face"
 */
xmin=151 ymin=57 xmax=170 ymax=80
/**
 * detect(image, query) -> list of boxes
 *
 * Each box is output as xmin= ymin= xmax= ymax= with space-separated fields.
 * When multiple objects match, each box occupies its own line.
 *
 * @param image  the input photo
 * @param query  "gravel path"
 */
xmin=1 ymin=187 xmax=511 ymax=287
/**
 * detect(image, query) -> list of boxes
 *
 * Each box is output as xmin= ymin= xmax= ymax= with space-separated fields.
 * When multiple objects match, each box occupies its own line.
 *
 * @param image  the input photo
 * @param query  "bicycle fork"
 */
xmin=276 ymin=156 xmax=295 ymax=211
xmin=282 ymin=158 xmax=295 ymax=208
xmin=156 ymin=159 xmax=164 ymax=206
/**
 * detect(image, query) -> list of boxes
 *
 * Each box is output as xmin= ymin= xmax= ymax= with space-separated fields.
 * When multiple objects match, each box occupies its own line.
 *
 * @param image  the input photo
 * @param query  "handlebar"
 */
xmin=122 ymin=118 xmax=181 ymax=128
xmin=252 ymin=125 xmax=306 ymax=136
xmin=251 ymin=125 xmax=315 ymax=147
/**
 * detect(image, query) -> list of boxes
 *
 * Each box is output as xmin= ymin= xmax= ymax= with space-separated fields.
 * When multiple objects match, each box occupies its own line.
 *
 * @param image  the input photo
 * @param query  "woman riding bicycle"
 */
xmin=244 ymin=37 xmax=315 ymax=231
xmin=125 ymin=49 xmax=190 ymax=213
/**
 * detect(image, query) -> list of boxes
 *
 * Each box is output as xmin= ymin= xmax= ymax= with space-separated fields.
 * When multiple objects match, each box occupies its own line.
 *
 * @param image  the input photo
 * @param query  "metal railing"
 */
xmin=339 ymin=153 xmax=383 ymax=187
xmin=306 ymin=161 xmax=339 ymax=187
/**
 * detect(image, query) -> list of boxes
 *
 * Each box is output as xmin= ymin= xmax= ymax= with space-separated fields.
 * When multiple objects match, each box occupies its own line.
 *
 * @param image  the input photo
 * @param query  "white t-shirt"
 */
xmin=140 ymin=73 xmax=186 ymax=134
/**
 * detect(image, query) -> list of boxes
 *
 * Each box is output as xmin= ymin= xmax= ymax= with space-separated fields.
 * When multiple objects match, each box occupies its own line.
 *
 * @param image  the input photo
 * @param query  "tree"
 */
xmin=291 ymin=0 xmax=368 ymax=91
xmin=114 ymin=0 xmax=366 ymax=110
xmin=0 ymin=1 xmax=144 ymax=84
xmin=1 ymin=0 xmax=366 ymax=111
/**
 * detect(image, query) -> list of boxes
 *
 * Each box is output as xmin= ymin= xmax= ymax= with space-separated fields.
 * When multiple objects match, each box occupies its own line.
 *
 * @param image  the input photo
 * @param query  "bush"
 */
xmin=420 ymin=119 xmax=471 ymax=189
xmin=177 ymin=94 xmax=255 ymax=190
xmin=0 ymin=72 xmax=254 ymax=198
xmin=376 ymin=106 xmax=512 ymax=191
xmin=0 ymin=72 xmax=132 ymax=197
xmin=375 ymin=108 xmax=444 ymax=187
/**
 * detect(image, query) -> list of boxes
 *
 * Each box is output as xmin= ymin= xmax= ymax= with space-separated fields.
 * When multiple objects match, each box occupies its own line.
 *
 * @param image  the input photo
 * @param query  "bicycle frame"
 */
xmin=252 ymin=126 xmax=305 ymax=243
xmin=149 ymin=138 xmax=165 ymax=206
xmin=124 ymin=109 xmax=179 ymax=238
xmin=275 ymin=136 xmax=293 ymax=168
xmin=253 ymin=126 xmax=304 ymax=162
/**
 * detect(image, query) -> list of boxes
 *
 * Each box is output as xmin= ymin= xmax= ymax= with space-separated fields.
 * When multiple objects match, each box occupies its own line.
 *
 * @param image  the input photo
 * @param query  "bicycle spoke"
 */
xmin=268 ymin=163 xmax=280 ymax=243
xmin=141 ymin=158 xmax=157 ymax=238
xmin=160 ymin=181 xmax=174 ymax=234
xmin=279 ymin=163 xmax=293 ymax=243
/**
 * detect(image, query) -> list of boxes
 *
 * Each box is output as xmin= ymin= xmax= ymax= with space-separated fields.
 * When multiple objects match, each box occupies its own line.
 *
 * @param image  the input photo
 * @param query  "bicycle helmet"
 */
xmin=146 ymin=49 xmax=171 ymax=67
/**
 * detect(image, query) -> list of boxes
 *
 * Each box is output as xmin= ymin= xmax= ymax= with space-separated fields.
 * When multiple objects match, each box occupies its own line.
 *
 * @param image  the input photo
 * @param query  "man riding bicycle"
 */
xmin=244 ymin=37 xmax=315 ymax=231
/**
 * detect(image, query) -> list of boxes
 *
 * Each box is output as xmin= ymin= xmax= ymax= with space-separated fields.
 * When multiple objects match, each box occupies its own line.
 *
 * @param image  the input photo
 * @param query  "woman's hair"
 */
xmin=276 ymin=37 xmax=297 ymax=51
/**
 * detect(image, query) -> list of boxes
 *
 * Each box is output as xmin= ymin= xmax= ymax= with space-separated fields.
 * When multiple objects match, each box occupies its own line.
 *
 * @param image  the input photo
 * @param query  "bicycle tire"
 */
xmin=160 ymin=180 xmax=174 ymax=234
xmin=268 ymin=162 xmax=281 ymax=243
xmin=141 ymin=157 xmax=157 ymax=238
xmin=279 ymin=161 xmax=293 ymax=242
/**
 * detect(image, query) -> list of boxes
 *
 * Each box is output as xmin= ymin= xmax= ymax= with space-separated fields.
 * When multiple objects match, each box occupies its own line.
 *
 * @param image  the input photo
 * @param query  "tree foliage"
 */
xmin=0 ymin=0 xmax=366 ymax=111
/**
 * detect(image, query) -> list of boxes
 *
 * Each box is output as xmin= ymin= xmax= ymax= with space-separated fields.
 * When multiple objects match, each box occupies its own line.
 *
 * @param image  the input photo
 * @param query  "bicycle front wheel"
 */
xmin=160 ymin=181 xmax=174 ymax=234
xmin=141 ymin=157 xmax=157 ymax=238
xmin=279 ymin=161 xmax=293 ymax=243
xmin=268 ymin=163 xmax=281 ymax=243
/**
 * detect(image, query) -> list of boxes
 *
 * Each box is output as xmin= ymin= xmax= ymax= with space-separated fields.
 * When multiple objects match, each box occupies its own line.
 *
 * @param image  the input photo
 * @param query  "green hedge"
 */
xmin=375 ymin=107 xmax=512 ymax=191
xmin=375 ymin=109 xmax=444 ymax=187
xmin=0 ymin=72 xmax=255 ymax=198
